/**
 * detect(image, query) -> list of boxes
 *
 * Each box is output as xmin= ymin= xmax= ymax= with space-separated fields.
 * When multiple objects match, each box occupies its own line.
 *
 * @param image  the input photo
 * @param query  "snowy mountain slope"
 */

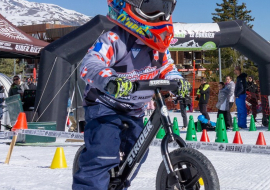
xmin=0 ymin=0 xmax=91 ymax=26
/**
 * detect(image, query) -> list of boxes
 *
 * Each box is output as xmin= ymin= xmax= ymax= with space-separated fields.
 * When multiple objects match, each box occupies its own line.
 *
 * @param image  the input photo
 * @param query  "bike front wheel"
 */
xmin=156 ymin=147 xmax=220 ymax=190
xmin=72 ymin=144 xmax=85 ymax=176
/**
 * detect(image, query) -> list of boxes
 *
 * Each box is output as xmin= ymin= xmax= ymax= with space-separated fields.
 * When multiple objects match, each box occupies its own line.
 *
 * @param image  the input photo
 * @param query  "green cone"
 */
xmin=143 ymin=117 xmax=148 ymax=126
xmin=249 ymin=115 xmax=257 ymax=131
xmin=197 ymin=120 xmax=202 ymax=132
xmin=232 ymin=117 xmax=239 ymax=131
xmin=172 ymin=117 xmax=180 ymax=136
xmin=215 ymin=118 xmax=220 ymax=132
xmin=186 ymin=115 xmax=197 ymax=141
xmin=156 ymin=126 xmax=165 ymax=139
xmin=215 ymin=114 xmax=228 ymax=143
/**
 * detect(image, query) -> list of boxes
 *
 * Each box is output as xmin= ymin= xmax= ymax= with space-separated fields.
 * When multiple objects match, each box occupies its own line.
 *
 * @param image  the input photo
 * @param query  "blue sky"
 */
xmin=28 ymin=0 xmax=270 ymax=41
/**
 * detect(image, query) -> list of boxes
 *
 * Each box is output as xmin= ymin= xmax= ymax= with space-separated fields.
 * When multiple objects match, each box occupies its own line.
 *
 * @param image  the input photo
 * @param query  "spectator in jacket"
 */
xmin=246 ymin=75 xmax=259 ymax=121
xmin=225 ymin=76 xmax=235 ymax=128
xmin=234 ymin=66 xmax=247 ymax=128
xmin=8 ymin=76 xmax=24 ymax=97
xmin=216 ymin=82 xmax=230 ymax=129
xmin=197 ymin=77 xmax=210 ymax=121
xmin=176 ymin=80 xmax=192 ymax=129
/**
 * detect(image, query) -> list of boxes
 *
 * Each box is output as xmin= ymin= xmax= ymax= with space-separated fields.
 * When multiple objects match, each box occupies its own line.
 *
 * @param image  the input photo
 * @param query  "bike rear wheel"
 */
xmin=156 ymin=147 xmax=220 ymax=190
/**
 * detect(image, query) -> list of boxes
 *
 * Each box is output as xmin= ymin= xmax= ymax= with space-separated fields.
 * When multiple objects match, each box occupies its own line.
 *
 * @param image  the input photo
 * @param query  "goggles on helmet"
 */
xmin=133 ymin=0 xmax=176 ymax=22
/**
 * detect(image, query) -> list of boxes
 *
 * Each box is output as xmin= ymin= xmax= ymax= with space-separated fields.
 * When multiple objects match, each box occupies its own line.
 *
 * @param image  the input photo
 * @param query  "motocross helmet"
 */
xmin=107 ymin=0 xmax=176 ymax=53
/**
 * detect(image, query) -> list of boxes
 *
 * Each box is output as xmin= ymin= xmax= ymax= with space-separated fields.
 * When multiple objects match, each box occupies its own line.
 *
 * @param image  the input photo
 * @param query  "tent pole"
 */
xmin=75 ymin=62 xmax=79 ymax=133
xmin=13 ymin=59 xmax=16 ymax=76
xmin=192 ymin=52 xmax=195 ymax=109
xmin=219 ymin=48 xmax=222 ymax=82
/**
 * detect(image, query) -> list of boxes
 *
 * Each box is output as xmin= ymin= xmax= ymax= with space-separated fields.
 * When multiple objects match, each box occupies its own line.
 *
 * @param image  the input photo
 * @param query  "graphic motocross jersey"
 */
xmin=80 ymin=26 xmax=183 ymax=117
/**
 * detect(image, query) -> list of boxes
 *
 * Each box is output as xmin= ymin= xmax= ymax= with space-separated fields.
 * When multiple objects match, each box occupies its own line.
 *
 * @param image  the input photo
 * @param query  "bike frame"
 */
xmin=110 ymin=81 xmax=187 ymax=190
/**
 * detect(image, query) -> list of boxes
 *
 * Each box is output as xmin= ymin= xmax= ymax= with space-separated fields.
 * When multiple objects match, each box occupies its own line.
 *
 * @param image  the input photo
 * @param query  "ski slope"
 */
xmin=1 ymin=112 xmax=270 ymax=190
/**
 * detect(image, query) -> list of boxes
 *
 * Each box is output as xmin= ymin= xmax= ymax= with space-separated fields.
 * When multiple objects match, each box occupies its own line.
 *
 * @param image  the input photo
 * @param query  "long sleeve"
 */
xmin=200 ymin=84 xmax=210 ymax=95
xmin=80 ymin=30 xmax=128 ymax=91
xmin=161 ymin=50 xmax=184 ymax=80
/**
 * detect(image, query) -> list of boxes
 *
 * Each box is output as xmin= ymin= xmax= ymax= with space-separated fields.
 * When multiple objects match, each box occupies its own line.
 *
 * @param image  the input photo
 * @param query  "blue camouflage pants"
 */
xmin=72 ymin=104 xmax=148 ymax=190
xmin=235 ymin=94 xmax=247 ymax=128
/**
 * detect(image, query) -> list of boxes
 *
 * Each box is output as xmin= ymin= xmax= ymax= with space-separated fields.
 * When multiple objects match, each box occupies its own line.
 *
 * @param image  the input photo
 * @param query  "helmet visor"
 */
xmin=135 ymin=0 xmax=176 ymax=22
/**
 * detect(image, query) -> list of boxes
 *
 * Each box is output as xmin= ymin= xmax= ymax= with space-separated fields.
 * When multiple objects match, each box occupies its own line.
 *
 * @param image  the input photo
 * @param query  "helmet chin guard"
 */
xmin=107 ymin=0 xmax=176 ymax=53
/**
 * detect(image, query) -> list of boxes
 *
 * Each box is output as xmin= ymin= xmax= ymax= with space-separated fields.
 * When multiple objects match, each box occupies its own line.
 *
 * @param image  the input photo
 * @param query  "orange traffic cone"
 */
xmin=256 ymin=132 xmax=267 ymax=145
xmin=12 ymin=112 xmax=28 ymax=131
xmin=233 ymin=131 xmax=243 ymax=144
xmin=200 ymin=129 xmax=210 ymax=142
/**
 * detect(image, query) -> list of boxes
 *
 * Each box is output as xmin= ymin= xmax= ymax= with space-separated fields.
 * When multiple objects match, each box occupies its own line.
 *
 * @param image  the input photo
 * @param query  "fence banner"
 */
xmin=151 ymin=139 xmax=270 ymax=155
xmin=2 ymin=130 xmax=270 ymax=155
xmin=0 ymin=129 xmax=83 ymax=140
xmin=0 ymin=131 xmax=16 ymax=138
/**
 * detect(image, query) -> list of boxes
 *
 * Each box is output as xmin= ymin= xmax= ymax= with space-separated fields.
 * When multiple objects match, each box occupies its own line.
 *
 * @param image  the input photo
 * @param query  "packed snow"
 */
xmin=1 ymin=112 xmax=270 ymax=190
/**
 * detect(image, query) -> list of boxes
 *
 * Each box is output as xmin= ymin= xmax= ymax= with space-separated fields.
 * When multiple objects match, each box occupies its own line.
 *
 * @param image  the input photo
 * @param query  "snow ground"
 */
xmin=1 ymin=112 xmax=270 ymax=190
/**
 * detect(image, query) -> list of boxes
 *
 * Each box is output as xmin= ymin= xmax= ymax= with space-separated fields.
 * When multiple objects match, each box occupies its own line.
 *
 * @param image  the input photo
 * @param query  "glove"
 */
xmin=106 ymin=77 xmax=133 ymax=98
xmin=172 ymin=79 xmax=191 ymax=98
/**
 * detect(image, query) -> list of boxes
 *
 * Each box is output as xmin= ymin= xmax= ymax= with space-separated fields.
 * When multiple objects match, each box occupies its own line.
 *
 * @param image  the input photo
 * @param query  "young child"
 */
xmin=72 ymin=0 xmax=190 ymax=189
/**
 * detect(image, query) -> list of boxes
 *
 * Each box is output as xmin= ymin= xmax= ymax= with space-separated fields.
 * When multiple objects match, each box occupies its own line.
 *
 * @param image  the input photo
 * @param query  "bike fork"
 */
xmin=161 ymin=133 xmax=186 ymax=189
xmin=154 ymin=88 xmax=186 ymax=189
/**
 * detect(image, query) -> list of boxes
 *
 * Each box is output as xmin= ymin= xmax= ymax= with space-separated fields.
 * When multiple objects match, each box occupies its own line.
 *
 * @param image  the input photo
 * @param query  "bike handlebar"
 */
xmin=107 ymin=80 xmax=179 ymax=95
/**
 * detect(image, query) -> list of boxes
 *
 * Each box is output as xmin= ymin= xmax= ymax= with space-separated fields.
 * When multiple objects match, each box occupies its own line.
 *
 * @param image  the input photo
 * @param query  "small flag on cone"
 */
xmin=200 ymin=129 xmax=210 ymax=142
xmin=233 ymin=131 xmax=243 ymax=144
xmin=12 ymin=112 xmax=28 ymax=131
xmin=256 ymin=132 xmax=267 ymax=145
xmin=50 ymin=147 xmax=68 ymax=169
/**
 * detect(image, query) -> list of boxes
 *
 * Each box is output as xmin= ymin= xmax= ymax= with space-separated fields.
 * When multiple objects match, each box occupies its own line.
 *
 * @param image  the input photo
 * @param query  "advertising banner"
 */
xmin=170 ymin=23 xmax=221 ymax=51
xmin=0 ymin=14 xmax=48 ymax=57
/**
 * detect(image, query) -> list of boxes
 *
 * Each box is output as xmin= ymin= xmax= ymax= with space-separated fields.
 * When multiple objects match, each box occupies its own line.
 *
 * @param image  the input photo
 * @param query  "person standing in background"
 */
xmin=246 ymin=75 xmax=259 ymax=122
xmin=234 ymin=66 xmax=247 ymax=128
xmin=225 ymin=76 xmax=235 ymax=128
xmin=27 ymin=76 xmax=37 ymax=90
xmin=8 ymin=76 xmax=24 ymax=98
xmin=197 ymin=77 xmax=210 ymax=122
xmin=177 ymin=80 xmax=192 ymax=129
xmin=21 ymin=77 xmax=29 ymax=91
xmin=216 ymin=82 xmax=230 ymax=129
